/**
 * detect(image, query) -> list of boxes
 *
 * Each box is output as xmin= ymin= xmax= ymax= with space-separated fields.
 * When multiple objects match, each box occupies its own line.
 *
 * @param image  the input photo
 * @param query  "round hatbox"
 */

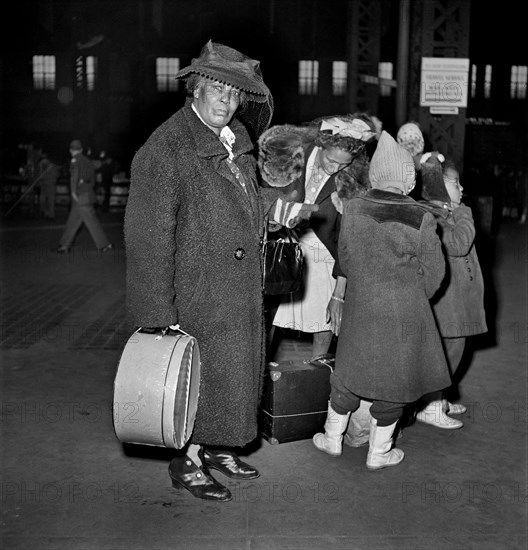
xmin=113 ymin=329 xmax=200 ymax=449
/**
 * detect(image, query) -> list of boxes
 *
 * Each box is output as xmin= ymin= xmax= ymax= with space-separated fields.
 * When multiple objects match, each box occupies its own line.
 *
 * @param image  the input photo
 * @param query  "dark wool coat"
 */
xmin=333 ymin=189 xmax=451 ymax=403
xmin=124 ymin=99 xmax=269 ymax=447
xmin=70 ymin=152 xmax=96 ymax=204
xmin=426 ymin=203 xmax=487 ymax=338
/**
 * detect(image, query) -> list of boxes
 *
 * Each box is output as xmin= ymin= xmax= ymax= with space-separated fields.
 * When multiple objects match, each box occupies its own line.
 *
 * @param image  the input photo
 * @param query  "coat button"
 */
xmin=234 ymin=248 xmax=246 ymax=260
xmin=469 ymin=276 xmax=474 ymax=281
xmin=467 ymin=267 xmax=472 ymax=272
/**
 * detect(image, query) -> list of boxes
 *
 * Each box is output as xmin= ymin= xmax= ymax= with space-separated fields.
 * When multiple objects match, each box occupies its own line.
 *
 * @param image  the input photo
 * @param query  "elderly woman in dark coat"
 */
xmin=415 ymin=154 xmax=487 ymax=429
xmin=313 ymin=131 xmax=451 ymax=470
xmin=124 ymin=41 xmax=315 ymax=502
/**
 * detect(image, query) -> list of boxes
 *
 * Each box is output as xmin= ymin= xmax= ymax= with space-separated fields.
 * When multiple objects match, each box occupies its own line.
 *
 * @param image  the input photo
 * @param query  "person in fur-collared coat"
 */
xmin=124 ymin=41 xmax=316 ymax=504
xmin=313 ymin=131 xmax=451 ymax=470
xmin=258 ymin=115 xmax=376 ymax=357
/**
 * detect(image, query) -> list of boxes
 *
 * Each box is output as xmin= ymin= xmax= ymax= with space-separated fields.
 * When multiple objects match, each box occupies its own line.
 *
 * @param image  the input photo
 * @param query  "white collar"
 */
xmin=219 ymin=126 xmax=236 ymax=160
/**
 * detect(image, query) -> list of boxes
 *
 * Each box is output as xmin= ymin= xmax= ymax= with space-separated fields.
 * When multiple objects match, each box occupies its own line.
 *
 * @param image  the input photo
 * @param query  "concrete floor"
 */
xmin=1 ymin=208 xmax=527 ymax=550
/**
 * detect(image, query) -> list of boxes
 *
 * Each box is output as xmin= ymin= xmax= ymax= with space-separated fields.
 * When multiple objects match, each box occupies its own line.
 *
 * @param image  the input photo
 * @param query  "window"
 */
xmin=470 ymin=64 xmax=477 ymax=98
xmin=32 ymin=55 xmax=56 ymax=90
xmin=156 ymin=57 xmax=180 ymax=92
xmin=510 ymin=65 xmax=527 ymax=99
xmin=75 ymin=55 xmax=97 ymax=91
xmin=86 ymin=56 xmax=97 ymax=91
xmin=378 ymin=62 xmax=393 ymax=97
xmin=299 ymin=60 xmax=319 ymax=95
xmin=484 ymin=64 xmax=492 ymax=99
xmin=332 ymin=61 xmax=347 ymax=95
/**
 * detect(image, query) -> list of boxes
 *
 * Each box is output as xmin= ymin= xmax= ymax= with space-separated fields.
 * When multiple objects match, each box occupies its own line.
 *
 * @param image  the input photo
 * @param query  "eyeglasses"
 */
xmin=204 ymin=83 xmax=242 ymax=102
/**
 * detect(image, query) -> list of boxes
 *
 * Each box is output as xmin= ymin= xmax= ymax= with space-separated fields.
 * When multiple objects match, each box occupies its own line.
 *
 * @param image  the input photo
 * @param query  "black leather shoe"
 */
xmin=202 ymin=448 xmax=260 ymax=480
xmin=168 ymin=455 xmax=232 ymax=502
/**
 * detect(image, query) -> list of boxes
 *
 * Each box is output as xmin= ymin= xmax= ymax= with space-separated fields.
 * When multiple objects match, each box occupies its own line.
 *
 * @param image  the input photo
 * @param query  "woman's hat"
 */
xmin=175 ymin=40 xmax=274 ymax=137
xmin=312 ymin=113 xmax=377 ymax=156
xmin=175 ymin=40 xmax=271 ymax=102
xmin=317 ymin=116 xmax=376 ymax=141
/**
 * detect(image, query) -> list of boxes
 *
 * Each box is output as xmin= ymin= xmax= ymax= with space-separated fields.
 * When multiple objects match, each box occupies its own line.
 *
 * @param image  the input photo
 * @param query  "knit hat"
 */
xmin=175 ymin=40 xmax=273 ymax=137
xmin=369 ymin=131 xmax=416 ymax=194
xmin=396 ymin=122 xmax=424 ymax=157
xmin=420 ymin=152 xmax=451 ymax=202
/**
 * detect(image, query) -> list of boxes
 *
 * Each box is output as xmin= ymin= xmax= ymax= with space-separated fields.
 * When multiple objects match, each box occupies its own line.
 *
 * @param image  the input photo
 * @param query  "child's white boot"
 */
xmin=313 ymin=402 xmax=351 ymax=457
xmin=366 ymin=418 xmax=405 ymax=470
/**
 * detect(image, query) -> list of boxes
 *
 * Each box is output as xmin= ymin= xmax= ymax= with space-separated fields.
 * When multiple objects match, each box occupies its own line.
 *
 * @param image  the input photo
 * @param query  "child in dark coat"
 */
xmin=313 ymin=132 xmax=450 ymax=470
xmin=416 ymin=153 xmax=488 ymax=429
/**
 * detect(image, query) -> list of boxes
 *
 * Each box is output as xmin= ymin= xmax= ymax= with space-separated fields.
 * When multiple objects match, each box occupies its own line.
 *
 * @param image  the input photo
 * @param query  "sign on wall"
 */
xmin=420 ymin=57 xmax=470 ymax=114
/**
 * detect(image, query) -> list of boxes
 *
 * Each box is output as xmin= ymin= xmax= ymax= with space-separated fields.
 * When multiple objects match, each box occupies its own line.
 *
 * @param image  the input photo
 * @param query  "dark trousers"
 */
xmin=39 ymin=183 xmax=56 ymax=219
xmin=330 ymin=377 xmax=405 ymax=426
xmin=59 ymin=203 xmax=110 ymax=250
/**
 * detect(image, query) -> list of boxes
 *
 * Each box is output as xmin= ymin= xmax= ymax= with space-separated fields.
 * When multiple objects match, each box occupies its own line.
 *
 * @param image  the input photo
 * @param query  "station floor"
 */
xmin=1 ymin=207 xmax=526 ymax=550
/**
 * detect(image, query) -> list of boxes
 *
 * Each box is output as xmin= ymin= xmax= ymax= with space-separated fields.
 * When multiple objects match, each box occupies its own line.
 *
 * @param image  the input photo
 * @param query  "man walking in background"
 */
xmin=54 ymin=139 xmax=113 ymax=253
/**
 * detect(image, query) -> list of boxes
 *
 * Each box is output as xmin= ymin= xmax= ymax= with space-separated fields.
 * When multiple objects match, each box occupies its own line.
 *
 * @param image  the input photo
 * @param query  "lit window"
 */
xmin=332 ymin=61 xmax=347 ymax=96
xmin=86 ymin=56 xmax=97 ymax=91
xmin=378 ymin=62 xmax=393 ymax=97
xmin=75 ymin=56 xmax=97 ymax=91
xmin=471 ymin=64 xmax=477 ymax=98
xmin=156 ymin=58 xmax=180 ymax=92
xmin=510 ymin=65 xmax=527 ymax=99
xmin=299 ymin=60 xmax=319 ymax=95
xmin=32 ymin=55 xmax=56 ymax=90
xmin=484 ymin=64 xmax=492 ymax=99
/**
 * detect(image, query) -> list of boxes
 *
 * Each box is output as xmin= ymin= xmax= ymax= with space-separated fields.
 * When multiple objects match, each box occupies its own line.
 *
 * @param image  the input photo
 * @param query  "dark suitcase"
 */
xmin=259 ymin=354 xmax=334 ymax=444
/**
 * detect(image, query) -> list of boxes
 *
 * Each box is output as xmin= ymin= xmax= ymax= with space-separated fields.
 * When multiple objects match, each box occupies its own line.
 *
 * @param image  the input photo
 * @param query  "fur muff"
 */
xmin=258 ymin=124 xmax=316 ymax=187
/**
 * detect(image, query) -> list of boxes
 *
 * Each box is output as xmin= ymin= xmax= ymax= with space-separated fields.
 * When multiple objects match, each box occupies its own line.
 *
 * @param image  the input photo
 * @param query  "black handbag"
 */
xmin=262 ymin=220 xmax=304 ymax=295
